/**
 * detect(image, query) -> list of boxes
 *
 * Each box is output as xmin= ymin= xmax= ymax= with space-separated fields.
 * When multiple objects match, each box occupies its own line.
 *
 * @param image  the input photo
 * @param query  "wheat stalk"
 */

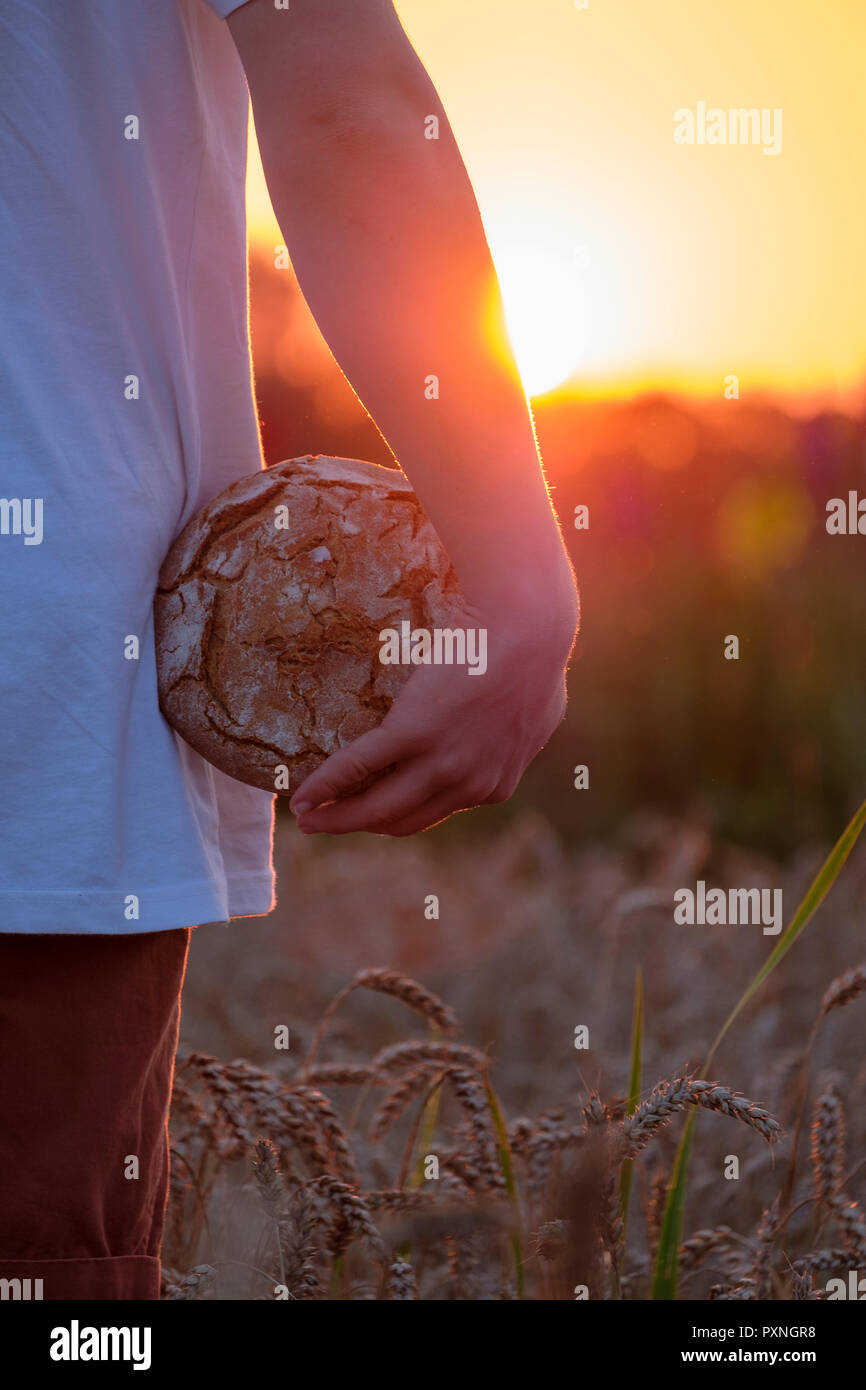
xmin=252 ymin=1138 xmax=285 ymax=1220
xmin=792 ymin=1247 xmax=849 ymax=1274
xmin=368 ymin=1065 xmax=440 ymax=1141
xmin=384 ymin=1256 xmax=418 ymax=1300
xmin=161 ymin=1263 xmax=217 ymax=1300
xmin=811 ymin=1085 xmax=845 ymax=1205
xmin=679 ymin=1225 xmax=737 ymax=1272
xmin=303 ymin=970 xmax=459 ymax=1076
xmin=448 ymin=1068 xmax=505 ymax=1192
xmin=791 ymin=1269 xmax=823 ymax=1300
xmin=828 ymin=1193 xmax=866 ymax=1263
xmin=752 ymin=1197 xmax=780 ymax=1297
xmin=309 ymin=1175 xmax=383 ymax=1259
xmin=351 ymin=969 xmax=458 ymax=1030
xmin=278 ymin=1180 xmax=323 ymax=1300
xmin=365 ymin=1187 xmax=439 ymax=1212
xmin=622 ymin=1076 xmax=782 ymax=1157
xmin=291 ymin=1085 xmax=360 ymax=1185
xmin=820 ymin=964 xmax=866 ymax=1016
xmin=305 ymin=1064 xmax=378 ymax=1087
xmin=708 ymin=1276 xmax=757 ymax=1301
xmin=371 ymin=1039 xmax=486 ymax=1074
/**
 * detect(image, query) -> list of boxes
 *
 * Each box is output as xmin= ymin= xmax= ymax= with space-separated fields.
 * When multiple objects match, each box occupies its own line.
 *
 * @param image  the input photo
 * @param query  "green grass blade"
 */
xmin=408 ymin=1084 xmax=443 ymax=1189
xmin=484 ymin=1074 xmax=525 ymax=1299
xmin=704 ymin=797 xmax=866 ymax=1073
xmin=650 ymin=1111 xmax=696 ymax=1300
xmin=407 ymin=1024 xmax=444 ymax=1192
xmin=651 ymin=796 xmax=866 ymax=1301
xmin=619 ymin=966 xmax=644 ymax=1229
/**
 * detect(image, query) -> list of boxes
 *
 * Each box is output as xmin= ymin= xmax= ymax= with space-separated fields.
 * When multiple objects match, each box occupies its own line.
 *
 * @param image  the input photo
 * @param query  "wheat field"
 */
xmin=162 ymin=806 xmax=866 ymax=1300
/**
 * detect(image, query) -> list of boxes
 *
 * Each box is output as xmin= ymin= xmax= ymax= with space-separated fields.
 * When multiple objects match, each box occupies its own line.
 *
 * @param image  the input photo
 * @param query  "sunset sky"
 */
xmin=245 ymin=0 xmax=866 ymax=405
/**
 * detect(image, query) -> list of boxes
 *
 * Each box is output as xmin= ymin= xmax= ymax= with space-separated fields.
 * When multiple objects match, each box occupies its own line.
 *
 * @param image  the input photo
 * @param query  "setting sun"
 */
xmin=491 ymin=238 xmax=586 ymax=398
xmin=245 ymin=0 xmax=866 ymax=408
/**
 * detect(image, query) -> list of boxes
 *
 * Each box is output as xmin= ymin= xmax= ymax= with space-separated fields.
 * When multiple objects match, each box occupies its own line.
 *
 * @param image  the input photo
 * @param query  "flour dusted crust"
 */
xmin=154 ymin=455 xmax=462 ymax=795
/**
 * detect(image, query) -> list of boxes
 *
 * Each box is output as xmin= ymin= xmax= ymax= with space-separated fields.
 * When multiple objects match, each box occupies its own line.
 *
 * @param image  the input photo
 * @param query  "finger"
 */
xmin=372 ymin=768 xmax=523 ymax=836
xmin=299 ymin=770 xmax=488 ymax=837
xmin=295 ymin=757 xmax=442 ymax=835
xmin=288 ymin=726 xmax=412 ymax=814
xmin=363 ymin=787 xmax=477 ymax=838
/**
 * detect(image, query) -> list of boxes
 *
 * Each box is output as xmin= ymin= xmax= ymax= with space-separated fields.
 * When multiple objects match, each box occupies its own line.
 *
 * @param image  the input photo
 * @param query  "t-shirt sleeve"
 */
xmin=200 ymin=0 xmax=251 ymax=19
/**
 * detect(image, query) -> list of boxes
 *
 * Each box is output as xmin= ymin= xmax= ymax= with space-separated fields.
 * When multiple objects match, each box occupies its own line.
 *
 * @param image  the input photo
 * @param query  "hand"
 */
xmin=289 ymin=597 xmax=575 ymax=836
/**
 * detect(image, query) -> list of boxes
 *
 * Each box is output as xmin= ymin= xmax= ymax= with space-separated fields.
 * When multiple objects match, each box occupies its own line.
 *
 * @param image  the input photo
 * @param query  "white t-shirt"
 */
xmin=0 ymin=0 xmax=276 ymax=934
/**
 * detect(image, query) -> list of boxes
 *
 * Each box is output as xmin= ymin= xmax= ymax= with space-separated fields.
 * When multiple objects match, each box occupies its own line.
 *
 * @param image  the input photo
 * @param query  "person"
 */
xmin=0 ymin=0 xmax=578 ymax=1300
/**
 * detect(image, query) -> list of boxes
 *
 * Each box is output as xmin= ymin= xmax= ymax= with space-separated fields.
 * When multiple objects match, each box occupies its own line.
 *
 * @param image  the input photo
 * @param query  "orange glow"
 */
xmin=245 ymin=0 xmax=866 ymax=404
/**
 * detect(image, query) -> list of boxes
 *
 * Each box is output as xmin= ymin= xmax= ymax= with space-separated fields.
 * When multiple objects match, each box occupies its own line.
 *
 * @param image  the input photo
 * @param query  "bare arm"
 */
xmin=228 ymin=0 xmax=579 ymax=834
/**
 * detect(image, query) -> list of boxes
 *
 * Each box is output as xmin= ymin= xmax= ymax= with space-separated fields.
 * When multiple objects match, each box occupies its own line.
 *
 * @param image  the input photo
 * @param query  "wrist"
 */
xmin=466 ymin=561 xmax=579 ymax=659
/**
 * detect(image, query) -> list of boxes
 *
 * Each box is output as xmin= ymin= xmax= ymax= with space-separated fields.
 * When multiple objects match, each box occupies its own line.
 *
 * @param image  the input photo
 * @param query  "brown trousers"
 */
xmin=0 ymin=927 xmax=190 ymax=1300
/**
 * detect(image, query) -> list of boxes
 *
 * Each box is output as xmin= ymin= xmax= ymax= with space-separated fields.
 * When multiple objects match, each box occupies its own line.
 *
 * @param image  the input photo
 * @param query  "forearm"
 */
xmin=236 ymin=3 xmax=577 ymax=641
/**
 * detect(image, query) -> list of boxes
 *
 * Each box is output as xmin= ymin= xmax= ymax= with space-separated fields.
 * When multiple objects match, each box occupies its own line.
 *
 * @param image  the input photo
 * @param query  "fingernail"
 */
xmin=291 ymin=800 xmax=313 ymax=816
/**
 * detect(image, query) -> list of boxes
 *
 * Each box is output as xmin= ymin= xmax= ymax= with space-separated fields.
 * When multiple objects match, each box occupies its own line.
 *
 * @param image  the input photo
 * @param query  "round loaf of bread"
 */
xmin=154 ymin=455 xmax=462 ymax=796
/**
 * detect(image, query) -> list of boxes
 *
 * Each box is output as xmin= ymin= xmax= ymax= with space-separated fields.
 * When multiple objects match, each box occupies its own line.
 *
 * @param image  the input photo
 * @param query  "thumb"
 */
xmin=289 ymin=726 xmax=406 ymax=813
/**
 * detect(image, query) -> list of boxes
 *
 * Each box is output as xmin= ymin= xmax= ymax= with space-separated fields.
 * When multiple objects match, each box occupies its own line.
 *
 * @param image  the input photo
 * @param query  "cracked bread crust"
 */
xmin=154 ymin=454 xmax=462 ymax=796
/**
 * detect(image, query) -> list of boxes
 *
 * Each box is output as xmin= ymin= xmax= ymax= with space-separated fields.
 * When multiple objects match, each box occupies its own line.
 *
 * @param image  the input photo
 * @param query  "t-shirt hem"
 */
xmin=203 ymin=0 xmax=251 ymax=20
xmin=0 ymin=873 xmax=276 ymax=935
